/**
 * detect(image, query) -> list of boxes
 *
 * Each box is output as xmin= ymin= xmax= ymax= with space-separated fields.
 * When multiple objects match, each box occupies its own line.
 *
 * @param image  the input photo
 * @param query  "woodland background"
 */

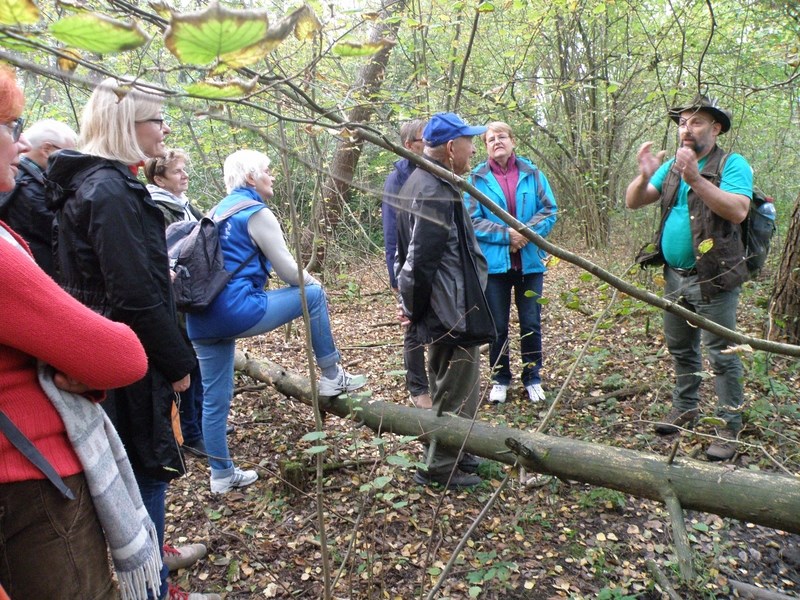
xmin=1 ymin=0 xmax=799 ymax=598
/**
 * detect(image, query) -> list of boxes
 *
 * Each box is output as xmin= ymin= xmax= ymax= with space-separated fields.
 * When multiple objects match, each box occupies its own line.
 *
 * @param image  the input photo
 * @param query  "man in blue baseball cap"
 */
xmin=394 ymin=112 xmax=495 ymax=489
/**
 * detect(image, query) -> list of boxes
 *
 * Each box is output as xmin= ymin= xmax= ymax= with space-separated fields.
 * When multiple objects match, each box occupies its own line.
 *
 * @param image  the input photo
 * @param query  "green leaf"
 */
xmin=50 ymin=14 xmax=149 ymax=53
xmin=300 ymin=430 xmax=327 ymax=442
xmin=536 ymin=297 xmax=550 ymax=305
xmin=385 ymin=369 xmax=407 ymax=377
xmin=477 ymin=2 xmax=495 ymax=11
xmin=692 ymin=522 xmax=709 ymax=532
xmin=0 ymin=0 xmax=39 ymax=25
xmin=469 ymin=585 xmax=482 ymax=597
xmin=332 ymin=38 xmax=396 ymax=57
xmin=184 ymin=77 xmax=258 ymax=100
xmin=372 ymin=475 xmax=392 ymax=489
xmin=579 ymin=272 xmax=593 ymax=282
xmin=165 ymin=3 xmax=270 ymax=66
xmin=303 ymin=444 xmax=328 ymax=455
xmin=386 ymin=454 xmax=413 ymax=467
xmin=698 ymin=238 xmax=714 ymax=254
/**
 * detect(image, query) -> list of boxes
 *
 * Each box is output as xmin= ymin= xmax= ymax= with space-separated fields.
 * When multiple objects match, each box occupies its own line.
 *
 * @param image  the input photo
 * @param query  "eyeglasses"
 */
xmin=136 ymin=118 xmax=168 ymax=130
xmin=677 ymin=117 xmax=714 ymax=129
xmin=486 ymin=133 xmax=510 ymax=144
xmin=3 ymin=117 xmax=25 ymax=142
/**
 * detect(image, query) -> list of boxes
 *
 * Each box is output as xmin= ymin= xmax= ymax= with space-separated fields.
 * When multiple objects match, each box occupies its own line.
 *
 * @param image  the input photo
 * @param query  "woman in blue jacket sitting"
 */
xmin=187 ymin=150 xmax=365 ymax=494
xmin=466 ymin=122 xmax=558 ymax=405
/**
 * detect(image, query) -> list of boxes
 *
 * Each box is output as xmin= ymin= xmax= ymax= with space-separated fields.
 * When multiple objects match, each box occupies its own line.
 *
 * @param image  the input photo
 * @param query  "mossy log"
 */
xmin=234 ymin=351 xmax=800 ymax=535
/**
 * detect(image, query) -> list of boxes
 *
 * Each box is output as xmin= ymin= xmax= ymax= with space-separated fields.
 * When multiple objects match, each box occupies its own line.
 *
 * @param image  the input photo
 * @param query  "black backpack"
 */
xmin=165 ymin=200 xmax=262 ymax=313
xmin=719 ymin=155 xmax=777 ymax=277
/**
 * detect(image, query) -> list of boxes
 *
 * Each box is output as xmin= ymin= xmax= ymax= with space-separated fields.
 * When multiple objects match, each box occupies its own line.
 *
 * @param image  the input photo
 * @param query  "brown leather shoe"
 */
xmin=411 ymin=393 xmax=432 ymax=409
xmin=654 ymin=407 xmax=699 ymax=435
xmin=706 ymin=428 xmax=738 ymax=461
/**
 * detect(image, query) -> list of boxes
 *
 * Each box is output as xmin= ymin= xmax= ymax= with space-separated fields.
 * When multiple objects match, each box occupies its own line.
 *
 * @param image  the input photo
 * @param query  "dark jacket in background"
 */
xmin=0 ymin=157 xmax=56 ymax=277
xmin=46 ymin=150 xmax=196 ymax=482
xmin=382 ymin=158 xmax=416 ymax=289
xmin=395 ymin=162 xmax=495 ymax=347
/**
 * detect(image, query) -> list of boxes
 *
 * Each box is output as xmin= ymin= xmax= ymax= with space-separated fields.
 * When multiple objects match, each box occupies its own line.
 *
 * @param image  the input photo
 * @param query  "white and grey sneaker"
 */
xmin=526 ymin=383 xmax=546 ymax=403
xmin=318 ymin=366 xmax=366 ymax=397
xmin=488 ymin=384 xmax=508 ymax=404
xmin=210 ymin=467 xmax=258 ymax=494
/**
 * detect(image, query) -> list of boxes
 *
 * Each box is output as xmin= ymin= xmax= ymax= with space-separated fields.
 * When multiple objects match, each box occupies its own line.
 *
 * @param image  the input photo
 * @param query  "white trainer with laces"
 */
xmin=489 ymin=384 xmax=508 ymax=404
xmin=526 ymin=383 xmax=546 ymax=403
xmin=210 ymin=467 xmax=258 ymax=494
xmin=318 ymin=366 xmax=366 ymax=397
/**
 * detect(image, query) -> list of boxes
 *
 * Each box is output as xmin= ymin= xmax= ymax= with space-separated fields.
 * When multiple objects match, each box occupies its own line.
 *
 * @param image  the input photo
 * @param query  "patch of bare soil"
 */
xmin=165 ymin=255 xmax=799 ymax=599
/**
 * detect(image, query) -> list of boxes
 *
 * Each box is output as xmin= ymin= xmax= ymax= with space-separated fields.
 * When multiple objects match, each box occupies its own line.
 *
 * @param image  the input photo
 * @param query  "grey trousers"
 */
xmin=663 ymin=267 xmax=744 ymax=430
xmin=424 ymin=343 xmax=482 ymax=474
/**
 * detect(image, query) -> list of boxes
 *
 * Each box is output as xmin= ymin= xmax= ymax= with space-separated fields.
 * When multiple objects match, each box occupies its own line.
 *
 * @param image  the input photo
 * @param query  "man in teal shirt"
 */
xmin=625 ymin=95 xmax=752 ymax=461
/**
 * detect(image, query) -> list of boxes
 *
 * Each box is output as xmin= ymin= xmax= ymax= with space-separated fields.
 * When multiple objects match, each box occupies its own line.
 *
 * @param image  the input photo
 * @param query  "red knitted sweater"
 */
xmin=0 ymin=222 xmax=148 ymax=484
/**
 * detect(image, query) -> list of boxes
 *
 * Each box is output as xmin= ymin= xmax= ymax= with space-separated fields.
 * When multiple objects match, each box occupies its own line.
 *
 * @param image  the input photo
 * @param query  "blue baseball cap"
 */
xmin=423 ymin=112 xmax=487 ymax=147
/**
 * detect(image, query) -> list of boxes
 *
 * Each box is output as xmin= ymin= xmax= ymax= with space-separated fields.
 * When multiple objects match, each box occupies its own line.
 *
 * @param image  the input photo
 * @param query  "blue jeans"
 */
xmin=663 ymin=267 xmax=744 ymax=430
xmin=194 ymin=285 xmax=340 ymax=476
xmin=133 ymin=471 xmax=169 ymax=600
xmin=484 ymin=271 xmax=544 ymax=387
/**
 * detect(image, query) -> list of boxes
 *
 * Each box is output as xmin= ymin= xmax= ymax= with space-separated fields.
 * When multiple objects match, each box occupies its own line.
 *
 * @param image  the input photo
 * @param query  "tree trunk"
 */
xmin=234 ymin=351 xmax=800 ymax=535
xmin=769 ymin=191 xmax=800 ymax=342
xmin=316 ymin=0 xmax=405 ymax=266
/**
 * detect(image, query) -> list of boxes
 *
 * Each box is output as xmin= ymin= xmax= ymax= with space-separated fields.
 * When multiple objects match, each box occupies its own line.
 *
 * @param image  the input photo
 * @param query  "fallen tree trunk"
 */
xmin=234 ymin=351 xmax=800 ymax=535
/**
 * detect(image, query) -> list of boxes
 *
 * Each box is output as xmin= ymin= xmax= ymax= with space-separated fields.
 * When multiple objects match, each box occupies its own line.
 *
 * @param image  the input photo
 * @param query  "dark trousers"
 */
xmin=403 ymin=329 xmax=428 ymax=396
xmin=134 ymin=471 xmax=169 ymax=600
xmin=0 ymin=473 xmax=117 ymax=600
xmin=484 ymin=271 xmax=544 ymax=386
xmin=178 ymin=362 xmax=204 ymax=444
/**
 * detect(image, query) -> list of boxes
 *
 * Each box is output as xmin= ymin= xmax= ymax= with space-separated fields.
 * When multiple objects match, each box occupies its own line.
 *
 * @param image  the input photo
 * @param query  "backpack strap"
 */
xmin=208 ymin=199 xmax=265 ymax=274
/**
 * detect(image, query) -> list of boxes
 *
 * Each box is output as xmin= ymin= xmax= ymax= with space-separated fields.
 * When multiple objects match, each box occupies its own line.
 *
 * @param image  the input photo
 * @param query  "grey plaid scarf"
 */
xmin=38 ymin=363 xmax=162 ymax=600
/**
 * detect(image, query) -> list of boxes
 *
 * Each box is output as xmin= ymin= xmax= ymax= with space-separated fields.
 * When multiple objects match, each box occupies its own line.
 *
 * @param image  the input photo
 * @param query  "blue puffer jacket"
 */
xmin=465 ymin=156 xmax=558 ymax=275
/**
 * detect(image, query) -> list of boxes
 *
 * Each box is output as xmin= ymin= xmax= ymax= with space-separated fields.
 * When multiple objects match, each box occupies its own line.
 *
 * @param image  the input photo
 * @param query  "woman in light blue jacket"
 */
xmin=465 ymin=122 xmax=557 ymax=404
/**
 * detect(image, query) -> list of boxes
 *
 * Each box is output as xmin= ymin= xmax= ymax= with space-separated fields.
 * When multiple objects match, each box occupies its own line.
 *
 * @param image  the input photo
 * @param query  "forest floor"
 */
xmin=165 ymin=251 xmax=800 ymax=600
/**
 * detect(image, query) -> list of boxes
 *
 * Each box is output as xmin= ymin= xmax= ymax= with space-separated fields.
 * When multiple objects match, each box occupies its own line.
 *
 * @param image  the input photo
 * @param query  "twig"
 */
xmin=645 ymin=559 xmax=682 ymax=600
xmin=728 ymin=579 xmax=799 ymax=600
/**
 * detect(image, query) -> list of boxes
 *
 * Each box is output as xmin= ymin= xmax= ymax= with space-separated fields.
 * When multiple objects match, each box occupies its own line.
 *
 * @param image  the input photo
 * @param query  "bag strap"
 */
xmin=0 ymin=409 xmax=75 ymax=500
xmin=207 ymin=199 xmax=264 ymax=275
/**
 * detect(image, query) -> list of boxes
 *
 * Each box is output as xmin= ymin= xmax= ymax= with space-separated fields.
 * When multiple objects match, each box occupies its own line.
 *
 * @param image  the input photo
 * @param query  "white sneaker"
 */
xmin=526 ymin=383 xmax=546 ymax=403
xmin=210 ymin=467 xmax=258 ymax=494
xmin=489 ymin=384 xmax=508 ymax=404
xmin=318 ymin=366 xmax=367 ymax=397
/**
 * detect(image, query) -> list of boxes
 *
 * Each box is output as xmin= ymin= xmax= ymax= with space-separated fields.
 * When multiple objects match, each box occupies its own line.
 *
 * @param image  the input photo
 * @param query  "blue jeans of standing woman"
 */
xmin=193 ymin=285 xmax=340 ymax=478
xmin=485 ymin=270 xmax=544 ymax=387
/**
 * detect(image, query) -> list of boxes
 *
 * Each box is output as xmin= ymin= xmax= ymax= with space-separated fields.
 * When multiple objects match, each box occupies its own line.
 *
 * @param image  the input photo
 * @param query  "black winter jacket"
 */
xmin=0 ymin=157 xmax=56 ymax=276
xmin=395 ymin=163 xmax=495 ymax=347
xmin=46 ymin=150 xmax=196 ymax=481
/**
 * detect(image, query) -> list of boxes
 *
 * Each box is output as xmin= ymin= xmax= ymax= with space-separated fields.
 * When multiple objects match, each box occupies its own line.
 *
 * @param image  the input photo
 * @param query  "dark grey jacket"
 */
xmin=395 ymin=163 xmax=495 ymax=347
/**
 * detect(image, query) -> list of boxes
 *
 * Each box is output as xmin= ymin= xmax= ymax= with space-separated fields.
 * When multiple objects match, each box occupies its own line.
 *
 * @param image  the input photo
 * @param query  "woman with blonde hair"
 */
xmin=48 ymin=78 xmax=219 ymax=600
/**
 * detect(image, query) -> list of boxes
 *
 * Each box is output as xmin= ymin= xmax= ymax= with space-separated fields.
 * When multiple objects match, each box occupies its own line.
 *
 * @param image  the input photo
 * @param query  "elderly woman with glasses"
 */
xmin=47 ymin=79 xmax=220 ymax=600
xmin=465 ymin=121 xmax=558 ymax=405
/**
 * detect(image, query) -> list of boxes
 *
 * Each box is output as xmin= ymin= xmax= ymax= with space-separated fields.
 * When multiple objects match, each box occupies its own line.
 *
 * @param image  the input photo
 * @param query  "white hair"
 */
xmin=25 ymin=119 xmax=78 ymax=149
xmin=223 ymin=149 xmax=271 ymax=193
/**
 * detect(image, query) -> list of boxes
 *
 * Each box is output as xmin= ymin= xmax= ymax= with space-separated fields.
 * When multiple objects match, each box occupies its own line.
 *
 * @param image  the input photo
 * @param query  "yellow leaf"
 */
xmin=0 ymin=0 xmax=39 ymax=26
xmin=56 ymin=48 xmax=82 ymax=73
xmin=698 ymin=238 xmax=714 ymax=254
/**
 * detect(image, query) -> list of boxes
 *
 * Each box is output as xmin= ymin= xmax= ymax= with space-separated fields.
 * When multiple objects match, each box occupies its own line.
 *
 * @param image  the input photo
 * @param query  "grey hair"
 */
xmin=223 ymin=149 xmax=271 ymax=193
xmin=399 ymin=118 xmax=427 ymax=145
xmin=25 ymin=119 xmax=78 ymax=149
xmin=79 ymin=77 xmax=164 ymax=164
